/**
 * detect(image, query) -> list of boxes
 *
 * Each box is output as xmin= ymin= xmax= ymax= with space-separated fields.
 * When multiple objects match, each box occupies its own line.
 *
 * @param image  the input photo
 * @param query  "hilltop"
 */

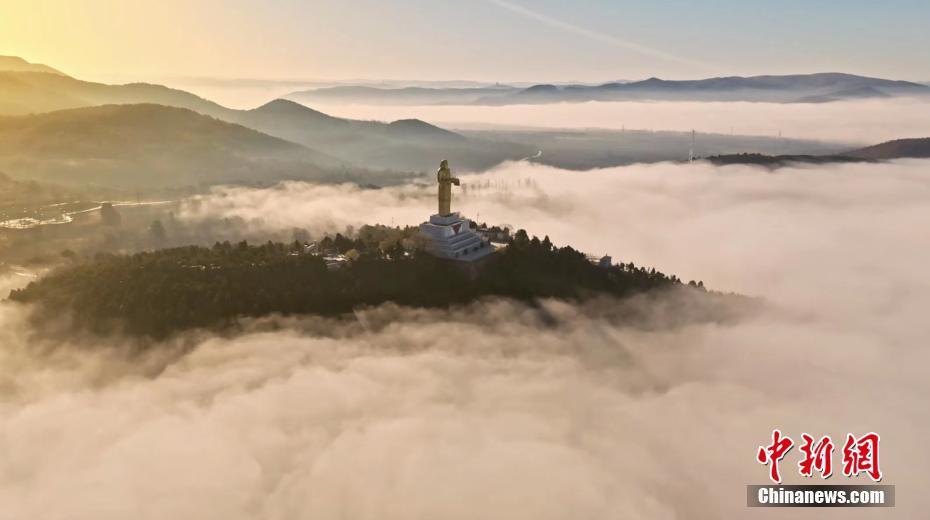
xmin=9 ymin=229 xmax=740 ymax=339
xmin=0 ymin=70 xmax=226 ymax=116
xmin=0 ymin=56 xmax=66 ymax=76
xmin=847 ymin=137 xmax=930 ymax=160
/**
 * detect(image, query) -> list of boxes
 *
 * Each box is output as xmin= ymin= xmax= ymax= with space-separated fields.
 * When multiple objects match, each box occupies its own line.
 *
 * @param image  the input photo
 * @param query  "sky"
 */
xmin=2 ymin=0 xmax=929 ymax=84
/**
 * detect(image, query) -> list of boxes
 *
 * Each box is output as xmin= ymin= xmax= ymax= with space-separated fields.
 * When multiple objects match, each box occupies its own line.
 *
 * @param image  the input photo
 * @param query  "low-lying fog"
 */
xmin=4 ymin=159 xmax=930 ymax=519
xmin=305 ymin=97 xmax=930 ymax=144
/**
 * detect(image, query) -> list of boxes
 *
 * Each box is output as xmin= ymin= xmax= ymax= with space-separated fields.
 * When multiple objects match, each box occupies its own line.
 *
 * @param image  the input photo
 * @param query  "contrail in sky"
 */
xmin=484 ymin=0 xmax=716 ymax=72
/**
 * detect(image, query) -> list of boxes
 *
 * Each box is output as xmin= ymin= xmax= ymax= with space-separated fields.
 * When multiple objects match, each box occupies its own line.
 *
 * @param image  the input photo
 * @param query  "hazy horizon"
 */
xmin=14 ymin=54 xmax=926 ymax=112
xmin=141 ymin=72 xmax=930 ymax=111
xmin=3 ymin=0 xmax=929 ymax=84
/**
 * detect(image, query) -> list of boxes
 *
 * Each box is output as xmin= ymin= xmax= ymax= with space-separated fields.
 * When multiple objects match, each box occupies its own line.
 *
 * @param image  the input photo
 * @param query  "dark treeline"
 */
xmin=705 ymin=152 xmax=869 ymax=167
xmin=10 ymin=228 xmax=701 ymax=338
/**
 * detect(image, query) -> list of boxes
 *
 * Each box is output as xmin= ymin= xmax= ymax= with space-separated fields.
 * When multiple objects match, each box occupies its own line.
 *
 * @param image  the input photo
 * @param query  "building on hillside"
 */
xmin=418 ymin=160 xmax=494 ymax=262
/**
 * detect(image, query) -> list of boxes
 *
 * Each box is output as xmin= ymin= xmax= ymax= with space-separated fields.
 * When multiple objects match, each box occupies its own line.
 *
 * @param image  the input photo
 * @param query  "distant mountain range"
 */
xmin=0 ymin=56 xmax=927 ymax=192
xmin=707 ymin=137 xmax=930 ymax=167
xmin=287 ymin=73 xmax=930 ymax=105
xmin=0 ymin=58 xmax=532 ymax=174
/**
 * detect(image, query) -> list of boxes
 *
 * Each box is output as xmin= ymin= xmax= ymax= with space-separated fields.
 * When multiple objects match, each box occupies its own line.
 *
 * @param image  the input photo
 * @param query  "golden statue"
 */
xmin=436 ymin=159 xmax=460 ymax=216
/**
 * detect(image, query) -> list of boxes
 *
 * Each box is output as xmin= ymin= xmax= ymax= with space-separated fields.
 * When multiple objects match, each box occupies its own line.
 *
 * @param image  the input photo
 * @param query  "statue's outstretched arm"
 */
xmin=451 ymin=177 xmax=460 ymax=186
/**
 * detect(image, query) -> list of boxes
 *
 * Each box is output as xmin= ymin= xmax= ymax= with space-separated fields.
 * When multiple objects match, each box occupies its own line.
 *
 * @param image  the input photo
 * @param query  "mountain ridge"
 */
xmin=284 ymin=72 xmax=930 ymax=105
xmin=0 ymin=56 xmax=66 ymax=76
xmin=0 ymin=104 xmax=375 ymax=191
xmin=484 ymin=72 xmax=930 ymax=104
xmin=0 ymin=65 xmax=531 ymax=172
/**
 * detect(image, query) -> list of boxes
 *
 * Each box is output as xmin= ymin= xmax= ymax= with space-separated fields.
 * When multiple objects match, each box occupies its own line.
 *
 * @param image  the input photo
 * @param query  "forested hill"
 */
xmin=847 ymin=137 xmax=930 ymax=160
xmin=9 ymin=229 xmax=736 ymax=339
xmin=0 ymin=104 xmax=386 ymax=191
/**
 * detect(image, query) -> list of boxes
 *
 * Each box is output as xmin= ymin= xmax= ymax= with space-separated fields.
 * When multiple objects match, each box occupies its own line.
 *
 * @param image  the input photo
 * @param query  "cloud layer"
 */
xmin=310 ymin=97 xmax=930 ymax=144
xmin=5 ymin=159 xmax=930 ymax=518
xmin=183 ymin=159 xmax=930 ymax=309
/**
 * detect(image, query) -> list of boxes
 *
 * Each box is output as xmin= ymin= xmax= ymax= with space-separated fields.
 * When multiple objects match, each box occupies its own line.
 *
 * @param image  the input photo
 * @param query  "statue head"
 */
xmin=440 ymin=159 xmax=449 ymax=169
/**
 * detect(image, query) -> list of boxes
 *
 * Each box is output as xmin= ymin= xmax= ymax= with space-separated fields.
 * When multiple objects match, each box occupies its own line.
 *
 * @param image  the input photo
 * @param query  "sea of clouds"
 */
xmin=3 ymin=158 xmax=930 ymax=518
xmin=309 ymin=97 xmax=930 ymax=144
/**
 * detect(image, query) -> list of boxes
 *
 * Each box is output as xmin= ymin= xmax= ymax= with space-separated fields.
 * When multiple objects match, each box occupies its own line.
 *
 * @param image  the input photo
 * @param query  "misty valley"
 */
xmin=2 ymin=20 xmax=930 ymax=518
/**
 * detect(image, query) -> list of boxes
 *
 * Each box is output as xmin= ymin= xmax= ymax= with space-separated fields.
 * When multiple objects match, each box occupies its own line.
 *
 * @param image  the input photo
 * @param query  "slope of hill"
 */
xmin=0 ymin=104 xmax=374 ymax=191
xmin=0 ymin=71 xmax=227 ymax=116
xmin=847 ymin=137 xmax=930 ymax=160
xmin=0 ymin=67 xmax=531 ymax=172
xmin=230 ymin=99 xmax=532 ymax=172
xmin=700 ymin=137 xmax=930 ymax=167
xmin=9 ymin=232 xmax=739 ymax=338
xmin=0 ymin=170 xmax=73 ymax=203
xmin=478 ymin=73 xmax=930 ymax=105
xmin=0 ymin=56 xmax=65 ymax=76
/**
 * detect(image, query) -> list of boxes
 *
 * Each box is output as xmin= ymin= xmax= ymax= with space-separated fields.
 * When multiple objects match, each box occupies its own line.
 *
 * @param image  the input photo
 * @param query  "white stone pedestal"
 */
xmin=418 ymin=212 xmax=493 ymax=261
